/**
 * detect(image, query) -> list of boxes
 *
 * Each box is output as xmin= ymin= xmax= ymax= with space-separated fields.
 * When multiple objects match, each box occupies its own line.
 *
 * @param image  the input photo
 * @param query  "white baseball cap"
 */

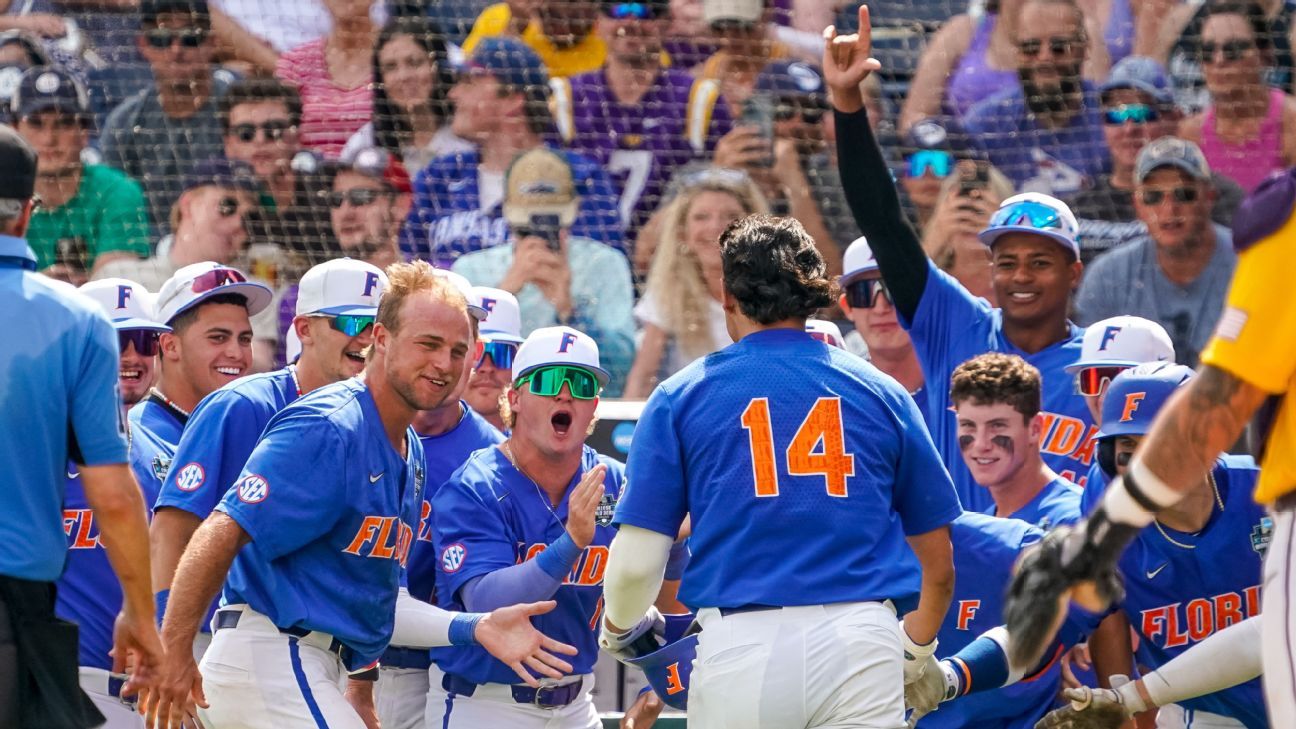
xmin=978 ymin=192 xmax=1081 ymax=259
xmin=840 ymin=236 xmax=879 ymax=286
xmin=512 ymin=326 xmax=609 ymax=386
xmin=285 ymin=326 xmax=302 ymax=363
xmin=1065 ymin=315 xmax=1175 ymax=373
xmin=155 ymin=261 xmax=273 ymax=325
xmin=805 ymin=319 xmax=845 ymax=348
xmin=434 ymin=268 xmax=488 ymax=321
xmin=296 ymin=258 xmax=387 ymax=317
xmin=472 ymin=286 xmax=524 ymax=344
xmin=78 ymin=278 xmax=170 ymax=332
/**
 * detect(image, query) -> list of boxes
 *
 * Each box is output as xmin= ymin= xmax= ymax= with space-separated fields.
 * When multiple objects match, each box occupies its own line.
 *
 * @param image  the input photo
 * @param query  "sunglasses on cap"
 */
xmin=1200 ymin=38 xmax=1255 ymax=63
xmin=906 ymin=149 xmax=954 ymax=179
xmin=1075 ymin=365 xmax=1129 ymax=396
xmin=1018 ymin=35 xmax=1078 ymax=57
xmin=328 ymin=188 xmax=385 ymax=209
xmin=1139 ymin=186 xmax=1199 ymax=205
xmin=844 ymin=278 xmax=891 ymax=309
xmin=1103 ymin=103 xmax=1159 ymax=126
xmin=190 ymin=266 xmax=248 ymax=294
xmin=324 ymin=313 xmax=376 ymax=337
xmin=119 ymin=329 xmax=161 ymax=357
xmin=988 ymin=199 xmax=1068 ymax=233
xmin=477 ymin=340 xmax=518 ymax=370
xmin=144 ymin=27 xmax=208 ymax=49
xmin=231 ymin=120 xmax=291 ymax=143
xmin=515 ymin=365 xmax=600 ymax=400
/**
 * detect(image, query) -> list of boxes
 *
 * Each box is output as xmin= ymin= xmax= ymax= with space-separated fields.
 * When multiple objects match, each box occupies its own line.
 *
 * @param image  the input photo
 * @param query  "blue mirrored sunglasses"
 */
xmin=906 ymin=149 xmax=954 ymax=179
xmin=328 ymin=314 xmax=375 ymax=337
xmin=1103 ymin=103 xmax=1159 ymax=125
xmin=988 ymin=200 xmax=1067 ymax=232
xmin=606 ymin=2 xmax=655 ymax=19
xmin=477 ymin=340 xmax=518 ymax=370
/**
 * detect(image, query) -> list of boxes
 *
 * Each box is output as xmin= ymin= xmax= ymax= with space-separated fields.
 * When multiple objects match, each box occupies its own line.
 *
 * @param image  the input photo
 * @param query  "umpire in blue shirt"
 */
xmin=0 ymin=124 xmax=163 ymax=728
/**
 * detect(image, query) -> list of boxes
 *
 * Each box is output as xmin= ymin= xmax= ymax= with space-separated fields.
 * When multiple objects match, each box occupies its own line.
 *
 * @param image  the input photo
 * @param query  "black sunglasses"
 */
xmin=1140 ymin=186 xmax=1199 ymax=205
xmin=845 ymin=278 xmax=892 ymax=309
xmin=1200 ymin=38 xmax=1255 ymax=63
xmin=119 ymin=329 xmax=161 ymax=357
xmin=231 ymin=121 xmax=291 ymax=143
xmin=328 ymin=188 xmax=385 ymax=209
xmin=775 ymin=101 xmax=826 ymax=124
xmin=144 ymin=27 xmax=208 ymax=49
xmin=1018 ymin=36 xmax=1078 ymax=57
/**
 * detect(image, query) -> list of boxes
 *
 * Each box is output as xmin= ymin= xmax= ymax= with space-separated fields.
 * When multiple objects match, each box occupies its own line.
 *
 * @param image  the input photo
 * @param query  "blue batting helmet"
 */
xmin=1097 ymin=362 xmax=1195 ymax=440
xmin=625 ymin=634 xmax=699 ymax=710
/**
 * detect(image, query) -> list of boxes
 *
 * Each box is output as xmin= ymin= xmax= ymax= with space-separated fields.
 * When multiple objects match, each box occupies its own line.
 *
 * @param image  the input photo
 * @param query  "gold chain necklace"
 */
xmin=1153 ymin=471 xmax=1224 ymax=549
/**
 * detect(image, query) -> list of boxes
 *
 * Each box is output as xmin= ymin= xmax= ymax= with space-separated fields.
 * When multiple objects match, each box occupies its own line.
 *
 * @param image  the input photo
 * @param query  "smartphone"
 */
xmin=740 ymin=93 xmax=776 ymax=168
xmin=958 ymin=160 xmax=991 ymax=197
xmin=516 ymin=213 xmax=564 ymax=252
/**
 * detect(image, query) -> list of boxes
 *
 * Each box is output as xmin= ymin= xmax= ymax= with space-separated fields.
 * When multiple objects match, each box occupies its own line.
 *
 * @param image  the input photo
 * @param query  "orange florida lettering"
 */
xmin=664 ymin=662 xmax=686 ymax=695
xmin=1140 ymin=586 xmax=1261 ymax=648
xmin=417 ymin=500 xmax=433 ymax=543
xmin=1039 ymin=414 xmax=1099 ymax=468
xmin=956 ymin=600 xmax=981 ymax=631
xmin=342 ymin=516 xmax=415 ymax=566
xmin=62 ymin=509 xmax=99 ymax=549
xmin=517 ymin=543 xmax=611 ymax=586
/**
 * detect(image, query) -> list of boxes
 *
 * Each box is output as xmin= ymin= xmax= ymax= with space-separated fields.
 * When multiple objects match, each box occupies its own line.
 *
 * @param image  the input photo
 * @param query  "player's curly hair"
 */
xmin=719 ymin=214 xmax=834 ymax=324
xmin=949 ymin=353 xmax=1042 ymax=419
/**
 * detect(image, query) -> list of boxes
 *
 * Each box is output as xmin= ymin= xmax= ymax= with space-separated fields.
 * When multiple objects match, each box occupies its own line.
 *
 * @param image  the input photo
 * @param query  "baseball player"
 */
xmin=602 ymin=214 xmax=962 ymax=728
xmin=427 ymin=325 xmax=629 ymax=728
xmin=1065 ymin=315 xmax=1175 ymax=424
xmin=805 ymin=318 xmax=847 ymax=349
xmin=1002 ymin=171 xmax=1296 ymax=728
xmin=951 ymin=353 xmax=1082 ymax=531
xmin=146 ymin=262 xmax=576 ymax=729
xmin=464 ymin=286 xmax=525 ymax=432
xmin=826 ymin=9 xmax=1094 ymax=510
xmin=55 ymin=278 xmax=169 ymax=728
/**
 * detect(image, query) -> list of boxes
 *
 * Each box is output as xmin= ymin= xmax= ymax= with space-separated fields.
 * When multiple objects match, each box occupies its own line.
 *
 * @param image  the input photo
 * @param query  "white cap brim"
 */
xmin=1064 ymin=358 xmax=1146 ymax=374
xmin=309 ymin=303 xmax=379 ymax=317
xmin=481 ymin=330 xmax=525 ymax=344
xmin=170 ymin=281 xmax=274 ymax=323
xmin=978 ymin=227 xmax=1080 ymax=258
xmin=112 ymin=317 xmax=171 ymax=333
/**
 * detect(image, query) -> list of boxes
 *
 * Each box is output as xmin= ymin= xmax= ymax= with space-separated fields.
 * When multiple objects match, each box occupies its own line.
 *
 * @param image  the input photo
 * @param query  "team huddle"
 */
xmin=23 ymin=6 xmax=1296 ymax=729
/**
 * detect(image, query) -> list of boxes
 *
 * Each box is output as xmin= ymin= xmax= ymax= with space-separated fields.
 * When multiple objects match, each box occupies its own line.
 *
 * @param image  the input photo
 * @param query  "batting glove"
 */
xmin=599 ymin=606 xmax=665 ymax=663
xmin=901 ymin=624 xmax=938 ymax=685
xmin=904 ymin=657 xmax=961 ymax=728
xmin=1034 ymin=675 xmax=1146 ymax=729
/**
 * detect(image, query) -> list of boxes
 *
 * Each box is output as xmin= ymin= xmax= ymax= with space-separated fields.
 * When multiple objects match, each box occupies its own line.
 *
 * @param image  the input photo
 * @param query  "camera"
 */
xmin=513 ymin=213 xmax=564 ymax=252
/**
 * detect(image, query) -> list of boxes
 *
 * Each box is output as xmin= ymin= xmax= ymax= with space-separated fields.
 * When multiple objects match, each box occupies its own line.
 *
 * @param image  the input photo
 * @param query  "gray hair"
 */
xmin=0 ymin=198 xmax=26 ymax=224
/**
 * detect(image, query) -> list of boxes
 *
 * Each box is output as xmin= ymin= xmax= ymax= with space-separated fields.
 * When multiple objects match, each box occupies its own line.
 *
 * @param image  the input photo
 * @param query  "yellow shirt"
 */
xmin=462 ymin=3 xmax=606 ymax=79
xmin=1200 ymin=206 xmax=1296 ymax=504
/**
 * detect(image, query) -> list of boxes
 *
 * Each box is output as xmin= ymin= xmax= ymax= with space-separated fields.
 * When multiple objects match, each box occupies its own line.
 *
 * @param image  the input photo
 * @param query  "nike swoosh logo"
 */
xmin=1146 ymin=564 xmax=1168 ymax=580
xmin=67 ymin=470 xmax=79 ymax=479
xmin=369 ymin=472 xmax=383 ymax=483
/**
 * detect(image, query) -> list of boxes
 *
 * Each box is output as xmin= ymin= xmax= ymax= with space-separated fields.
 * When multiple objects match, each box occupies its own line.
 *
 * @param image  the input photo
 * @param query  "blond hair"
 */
xmin=376 ymin=260 xmax=468 ymax=335
xmin=644 ymin=172 xmax=768 ymax=359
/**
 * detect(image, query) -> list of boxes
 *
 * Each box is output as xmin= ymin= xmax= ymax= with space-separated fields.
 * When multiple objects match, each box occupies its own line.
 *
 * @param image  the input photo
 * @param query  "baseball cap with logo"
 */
xmin=704 ymin=0 xmax=762 ymax=25
xmin=805 ymin=319 xmax=845 ymax=348
xmin=978 ymin=192 xmax=1081 ymax=259
xmin=1065 ymin=315 xmax=1175 ymax=373
xmin=78 ymin=278 xmax=170 ymax=332
xmin=155 ymin=261 xmax=273 ymax=325
xmin=840 ymin=236 xmax=879 ymax=286
xmin=433 ymin=268 xmax=488 ymax=321
xmin=296 ymin=258 xmax=387 ymax=317
xmin=464 ymin=36 xmax=548 ymax=91
xmin=513 ymin=326 xmax=610 ymax=387
xmin=472 ymin=286 xmax=524 ymax=344
xmin=754 ymin=61 xmax=825 ymax=101
xmin=1135 ymin=136 xmax=1211 ymax=184
xmin=11 ymin=66 xmax=88 ymax=119
xmin=503 ymin=148 xmax=580 ymax=228
xmin=1100 ymin=56 xmax=1172 ymax=106
xmin=338 ymin=146 xmax=413 ymax=195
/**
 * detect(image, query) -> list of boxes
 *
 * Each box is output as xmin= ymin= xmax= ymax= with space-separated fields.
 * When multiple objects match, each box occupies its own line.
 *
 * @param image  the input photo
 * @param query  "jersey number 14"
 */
xmin=740 ymin=397 xmax=856 ymax=498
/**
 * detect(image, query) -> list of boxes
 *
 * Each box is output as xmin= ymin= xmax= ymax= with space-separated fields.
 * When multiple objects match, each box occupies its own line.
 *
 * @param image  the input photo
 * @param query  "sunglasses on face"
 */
xmin=231 ymin=120 xmax=291 ymax=143
xmin=1200 ymin=38 xmax=1255 ymax=63
xmin=477 ymin=340 xmax=518 ymax=370
xmin=324 ymin=314 xmax=376 ymax=337
xmin=906 ymin=149 xmax=954 ymax=179
xmin=1018 ymin=36 xmax=1077 ymax=57
xmin=1076 ymin=365 xmax=1129 ymax=396
xmin=844 ymin=277 xmax=892 ymax=309
xmin=774 ymin=101 xmax=826 ymax=124
xmin=605 ymin=2 xmax=658 ymax=20
xmin=1104 ymin=103 xmax=1160 ymax=125
xmin=119 ymin=329 xmax=161 ymax=356
xmin=190 ymin=267 xmax=247 ymax=294
xmin=1140 ymin=186 xmax=1199 ymax=205
xmin=328 ymin=188 xmax=384 ymax=209
xmin=515 ymin=365 xmax=600 ymax=400
xmin=144 ymin=27 xmax=208 ymax=49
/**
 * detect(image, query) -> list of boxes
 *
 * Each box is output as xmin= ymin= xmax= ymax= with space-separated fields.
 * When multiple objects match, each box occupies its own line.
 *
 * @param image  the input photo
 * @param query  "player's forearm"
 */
xmin=81 ymin=463 xmax=155 ymax=623
xmin=1089 ymin=611 xmax=1135 ymax=689
xmin=390 ymin=587 xmax=484 ymax=648
xmin=162 ymin=513 xmax=247 ymax=648
xmin=1140 ymin=616 xmax=1262 ymax=708
xmin=603 ymin=525 xmax=673 ymax=632
xmin=904 ymin=526 xmax=955 ymax=644
xmin=460 ymin=535 xmax=580 ymax=612
xmin=149 ymin=507 xmax=202 ymax=593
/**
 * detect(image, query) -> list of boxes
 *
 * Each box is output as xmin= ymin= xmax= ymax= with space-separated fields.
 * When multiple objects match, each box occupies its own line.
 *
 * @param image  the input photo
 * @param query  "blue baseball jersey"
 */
xmin=984 ymin=476 xmax=1082 ymax=531
xmin=217 ymin=379 xmax=426 ymax=669
xmin=615 ymin=329 xmax=963 ymax=612
xmin=157 ymin=367 xmax=302 ymax=518
xmin=406 ymin=403 xmax=505 ymax=603
xmin=919 ymin=512 xmax=1061 ymax=729
xmin=127 ymin=397 xmax=186 ymax=501
xmin=1080 ymin=456 xmax=1269 ymax=728
xmin=55 ymin=461 xmax=161 ymax=669
xmin=903 ymin=262 xmax=1094 ymax=512
xmin=432 ymin=446 xmax=625 ymax=685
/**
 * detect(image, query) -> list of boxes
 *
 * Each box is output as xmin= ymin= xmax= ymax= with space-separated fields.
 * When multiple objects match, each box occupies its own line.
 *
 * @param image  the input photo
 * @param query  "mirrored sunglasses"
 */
xmin=844 ymin=278 xmax=891 ymax=309
xmin=906 ymin=149 xmax=954 ymax=179
xmin=515 ymin=365 xmax=600 ymax=400
xmin=119 ymin=329 xmax=161 ymax=356
xmin=477 ymin=340 xmax=518 ymax=370
xmin=1076 ymin=365 xmax=1129 ymax=396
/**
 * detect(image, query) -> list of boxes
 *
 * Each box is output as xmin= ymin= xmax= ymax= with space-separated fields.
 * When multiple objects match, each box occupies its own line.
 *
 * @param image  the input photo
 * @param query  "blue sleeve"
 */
xmin=458 ymin=534 xmax=581 ymax=611
xmin=431 ymin=477 xmax=523 ymax=603
xmin=891 ymin=391 xmax=962 ymax=535
xmin=156 ymin=390 xmax=263 ymax=517
xmin=70 ymin=311 xmax=128 ymax=466
xmin=664 ymin=538 xmax=690 ymax=580
xmin=570 ymin=155 xmax=626 ymax=252
xmin=904 ymin=261 xmax=993 ymax=372
xmin=216 ymin=414 xmax=347 ymax=559
xmin=614 ymin=388 xmax=687 ymax=537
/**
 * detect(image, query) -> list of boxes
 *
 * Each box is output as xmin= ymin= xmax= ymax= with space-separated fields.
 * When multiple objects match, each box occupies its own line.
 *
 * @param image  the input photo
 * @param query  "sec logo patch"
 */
xmin=175 ymin=463 xmax=205 ymax=492
xmin=441 ymin=543 xmax=467 ymax=573
xmin=237 ymin=475 xmax=269 ymax=504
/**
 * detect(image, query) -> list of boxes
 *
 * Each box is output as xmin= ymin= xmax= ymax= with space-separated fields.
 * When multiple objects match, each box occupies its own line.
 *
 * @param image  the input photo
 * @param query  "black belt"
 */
xmin=718 ymin=604 xmax=782 ymax=617
xmin=214 ymin=609 xmax=348 ymax=662
xmin=441 ymin=672 xmax=583 ymax=708
xmin=381 ymin=646 xmax=431 ymax=670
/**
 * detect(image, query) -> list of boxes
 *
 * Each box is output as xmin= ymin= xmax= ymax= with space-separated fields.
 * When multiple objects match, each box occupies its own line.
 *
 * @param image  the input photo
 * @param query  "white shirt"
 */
xmin=210 ymin=0 xmax=387 ymax=53
xmin=634 ymin=289 xmax=730 ymax=376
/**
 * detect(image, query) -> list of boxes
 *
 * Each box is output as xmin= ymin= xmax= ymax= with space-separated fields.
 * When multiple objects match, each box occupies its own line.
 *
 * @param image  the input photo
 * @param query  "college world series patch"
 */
xmin=595 ymin=492 xmax=618 ymax=527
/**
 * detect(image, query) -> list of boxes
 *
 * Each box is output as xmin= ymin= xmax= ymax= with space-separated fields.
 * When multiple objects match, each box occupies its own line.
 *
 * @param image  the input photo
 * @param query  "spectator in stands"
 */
xmin=13 ymin=67 xmax=149 ymax=283
xmin=697 ymin=0 xmax=789 ymax=116
xmin=404 ymin=37 xmax=622 ymax=267
xmin=965 ymin=0 xmax=1110 ymax=195
xmin=274 ymin=0 xmax=376 ymax=158
xmin=1066 ymin=55 xmax=1243 ymax=262
xmin=100 ymin=0 xmax=224 ymax=232
xmin=330 ymin=146 xmax=410 ymax=270
xmin=554 ymin=0 xmax=732 ymax=247
xmin=204 ymin=0 xmax=390 ymax=72
xmin=452 ymin=147 xmax=635 ymax=395
xmin=920 ymin=160 xmax=1014 ymax=303
xmin=1075 ymin=137 xmax=1234 ymax=367
xmin=463 ymin=0 xmax=607 ymax=78
xmin=342 ymin=17 xmax=471 ymax=174
xmin=623 ymin=167 xmax=765 ymax=397
xmin=0 ymin=30 xmax=89 ymax=111
xmin=837 ymin=237 xmax=926 ymax=406
xmin=895 ymin=116 xmax=974 ymax=231
xmin=1178 ymin=0 xmax=1296 ymax=192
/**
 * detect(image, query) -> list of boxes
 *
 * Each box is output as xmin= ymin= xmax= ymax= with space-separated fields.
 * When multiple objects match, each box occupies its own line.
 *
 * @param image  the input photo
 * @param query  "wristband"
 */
xmin=535 ymin=533 xmax=583 ymax=580
xmin=449 ymin=612 xmax=485 ymax=646
xmin=154 ymin=589 xmax=170 ymax=627
xmin=348 ymin=662 xmax=379 ymax=681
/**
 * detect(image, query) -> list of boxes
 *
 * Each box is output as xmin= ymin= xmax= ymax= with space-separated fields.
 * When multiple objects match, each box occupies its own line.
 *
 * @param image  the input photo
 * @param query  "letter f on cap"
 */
xmin=558 ymin=332 xmax=578 ymax=353
xmin=363 ymin=272 xmax=381 ymax=298
xmin=1099 ymin=325 xmax=1122 ymax=351
xmin=116 ymin=285 xmax=132 ymax=309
